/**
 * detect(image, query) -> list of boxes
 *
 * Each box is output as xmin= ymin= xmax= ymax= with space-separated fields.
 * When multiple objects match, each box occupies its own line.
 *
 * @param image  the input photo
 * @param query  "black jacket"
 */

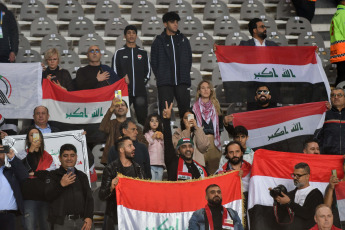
xmin=316 ymin=107 xmax=345 ymax=155
xmin=42 ymin=66 xmax=75 ymax=91
xmin=45 ymin=167 xmax=94 ymax=225
xmin=99 ymin=159 xmax=145 ymax=222
xmin=151 ymin=29 xmax=192 ymax=87
xmin=0 ymin=3 xmax=18 ymax=62
xmin=239 ymin=38 xmax=278 ymax=46
xmin=112 ymin=45 xmax=150 ymax=97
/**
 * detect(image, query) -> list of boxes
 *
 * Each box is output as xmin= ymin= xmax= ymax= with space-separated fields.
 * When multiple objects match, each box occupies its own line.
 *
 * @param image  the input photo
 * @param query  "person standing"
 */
xmin=0 ymin=3 xmax=18 ymax=63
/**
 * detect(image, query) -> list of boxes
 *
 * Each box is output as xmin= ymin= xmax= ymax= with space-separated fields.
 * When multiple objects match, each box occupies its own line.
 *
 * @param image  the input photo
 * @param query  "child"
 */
xmin=143 ymin=114 xmax=165 ymax=180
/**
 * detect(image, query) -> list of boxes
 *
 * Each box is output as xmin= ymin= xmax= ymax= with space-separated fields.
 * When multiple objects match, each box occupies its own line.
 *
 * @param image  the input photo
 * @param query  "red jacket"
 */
xmin=309 ymin=224 xmax=341 ymax=230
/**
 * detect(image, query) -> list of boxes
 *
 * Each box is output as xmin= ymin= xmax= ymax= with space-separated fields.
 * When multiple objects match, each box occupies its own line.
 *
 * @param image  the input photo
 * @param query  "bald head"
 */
xmin=87 ymin=45 xmax=102 ymax=65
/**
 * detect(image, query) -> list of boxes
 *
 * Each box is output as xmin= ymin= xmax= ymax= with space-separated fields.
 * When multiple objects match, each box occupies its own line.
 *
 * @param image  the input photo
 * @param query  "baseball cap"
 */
xmin=176 ymin=138 xmax=194 ymax=150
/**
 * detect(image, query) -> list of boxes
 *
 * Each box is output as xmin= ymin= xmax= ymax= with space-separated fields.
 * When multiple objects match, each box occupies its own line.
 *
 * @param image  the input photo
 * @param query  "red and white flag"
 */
xmin=116 ymin=172 xmax=243 ymax=229
xmin=42 ymin=78 xmax=129 ymax=124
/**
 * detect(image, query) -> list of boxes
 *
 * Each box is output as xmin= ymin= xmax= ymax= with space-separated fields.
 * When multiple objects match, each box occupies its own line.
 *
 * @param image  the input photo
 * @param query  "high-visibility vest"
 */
xmin=330 ymin=5 xmax=345 ymax=63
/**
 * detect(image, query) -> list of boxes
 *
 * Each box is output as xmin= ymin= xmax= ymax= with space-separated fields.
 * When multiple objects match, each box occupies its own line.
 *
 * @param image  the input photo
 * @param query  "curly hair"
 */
xmin=143 ymin=113 xmax=163 ymax=134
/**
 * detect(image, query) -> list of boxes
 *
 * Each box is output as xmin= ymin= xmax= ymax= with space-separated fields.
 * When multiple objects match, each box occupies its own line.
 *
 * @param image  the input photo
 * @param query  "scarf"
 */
xmin=218 ymin=160 xmax=252 ymax=178
xmin=177 ymin=157 xmax=207 ymax=180
xmin=193 ymin=98 xmax=221 ymax=150
xmin=27 ymin=149 xmax=53 ymax=171
xmin=205 ymin=205 xmax=234 ymax=230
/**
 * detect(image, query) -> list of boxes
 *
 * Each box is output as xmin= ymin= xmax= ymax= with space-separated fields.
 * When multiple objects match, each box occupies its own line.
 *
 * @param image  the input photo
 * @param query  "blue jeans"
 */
xmin=23 ymin=200 xmax=49 ymax=230
xmin=151 ymin=166 xmax=164 ymax=181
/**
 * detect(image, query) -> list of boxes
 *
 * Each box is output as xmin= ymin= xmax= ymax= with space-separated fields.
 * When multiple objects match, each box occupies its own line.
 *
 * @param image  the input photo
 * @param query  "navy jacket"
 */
xmin=151 ymin=29 xmax=192 ymax=87
xmin=3 ymin=156 xmax=29 ymax=214
xmin=239 ymin=38 xmax=278 ymax=46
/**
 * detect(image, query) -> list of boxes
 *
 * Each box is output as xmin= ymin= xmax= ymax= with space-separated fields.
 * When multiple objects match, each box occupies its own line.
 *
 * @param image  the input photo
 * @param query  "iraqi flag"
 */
xmin=248 ymin=149 xmax=345 ymax=230
xmin=232 ymin=101 xmax=327 ymax=153
xmin=116 ymin=172 xmax=243 ymax=229
xmin=215 ymin=46 xmax=330 ymax=105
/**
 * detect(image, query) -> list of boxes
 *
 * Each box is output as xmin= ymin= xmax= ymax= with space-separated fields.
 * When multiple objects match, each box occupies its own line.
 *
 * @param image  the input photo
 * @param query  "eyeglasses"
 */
xmin=291 ymin=173 xmax=308 ymax=179
xmin=330 ymin=93 xmax=344 ymax=98
xmin=47 ymin=58 xmax=58 ymax=62
xmin=89 ymin=49 xmax=100 ymax=54
xmin=256 ymin=90 xmax=270 ymax=95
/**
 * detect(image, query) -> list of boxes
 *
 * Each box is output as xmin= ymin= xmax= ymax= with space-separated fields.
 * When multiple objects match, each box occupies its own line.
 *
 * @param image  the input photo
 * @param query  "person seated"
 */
xmin=20 ymin=106 xmax=59 ymax=134
xmin=309 ymin=204 xmax=342 ymax=230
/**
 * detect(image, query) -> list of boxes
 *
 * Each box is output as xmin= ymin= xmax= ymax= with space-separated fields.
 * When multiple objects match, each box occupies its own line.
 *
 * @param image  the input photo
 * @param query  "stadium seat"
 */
xmin=267 ymin=31 xmax=288 ymax=46
xmin=40 ymin=34 xmax=69 ymax=54
xmin=260 ymin=15 xmax=278 ymax=33
xmin=100 ymin=50 xmax=114 ymax=67
xmin=59 ymin=50 xmax=81 ymax=79
xmin=179 ymin=16 xmax=204 ymax=36
xmin=168 ymin=0 xmax=194 ymax=18
xmin=47 ymin=0 xmax=60 ymax=5
xmin=131 ymin=1 xmax=157 ymax=21
xmin=141 ymin=16 xmax=163 ymax=37
xmin=324 ymin=64 xmax=337 ymax=86
xmin=190 ymin=32 xmax=214 ymax=53
xmin=297 ymin=31 xmax=325 ymax=49
xmin=265 ymin=0 xmax=279 ymax=3
xmin=156 ymin=0 xmax=175 ymax=4
xmin=18 ymin=34 xmax=31 ymax=51
xmin=68 ymin=17 xmax=95 ymax=37
xmin=192 ymin=0 xmax=207 ymax=4
xmin=20 ymin=0 xmax=47 ymax=21
xmin=94 ymin=1 xmax=121 ymax=21
xmin=147 ymin=85 xmax=158 ymax=104
xmin=285 ymin=16 xmax=312 ymax=35
xmin=200 ymin=50 xmax=217 ymax=72
xmin=190 ymin=67 xmax=203 ymax=86
xmin=104 ymin=18 xmax=129 ymax=37
xmin=212 ymin=67 xmax=223 ymax=88
xmin=240 ymin=0 xmax=266 ymax=20
xmin=189 ymin=84 xmax=197 ymax=105
xmin=120 ymin=0 xmax=136 ymax=4
xmin=276 ymin=0 xmax=296 ymax=20
xmin=16 ymin=49 xmax=42 ymax=63
xmin=203 ymin=0 xmax=229 ymax=21
xmin=30 ymin=17 xmax=58 ymax=37
xmin=213 ymin=15 xmax=240 ymax=36
xmin=9 ymin=0 xmax=25 ymax=4
xmin=78 ymin=33 xmax=106 ymax=55
xmin=91 ymin=144 xmax=105 ymax=170
xmin=115 ymin=36 xmax=143 ymax=51
xmin=317 ymin=48 xmax=330 ymax=68
xmin=225 ymin=32 xmax=249 ymax=46
xmin=84 ymin=0 xmax=98 ymax=4
xmin=228 ymin=0 xmax=245 ymax=3
xmin=57 ymin=0 xmax=84 ymax=21
xmin=215 ymin=84 xmax=228 ymax=106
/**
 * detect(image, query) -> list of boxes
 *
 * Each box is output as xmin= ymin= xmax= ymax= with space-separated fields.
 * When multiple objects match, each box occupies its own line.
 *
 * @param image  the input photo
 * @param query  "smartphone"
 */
xmin=332 ymin=169 xmax=337 ymax=178
xmin=33 ymin=133 xmax=40 ymax=142
xmin=0 ymin=145 xmax=9 ymax=153
xmin=115 ymin=90 xmax=122 ymax=103
xmin=67 ymin=167 xmax=75 ymax=176
xmin=187 ymin=114 xmax=194 ymax=121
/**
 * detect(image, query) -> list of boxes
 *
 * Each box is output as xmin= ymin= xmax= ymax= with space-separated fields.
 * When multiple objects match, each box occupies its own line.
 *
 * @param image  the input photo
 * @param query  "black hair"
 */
xmin=124 ymin=25 xmax=137 ymax=35
xmin=223 ymin=141 xmax=245 ymax=156
xmin=294 ymin=162 xmax=310 ymax=174
xmin=256 ymin=85 xmax=270 ymax=92
xmin=119 ymin=118 xmax=136 ymax=137
xmin=303 ymin=138 xmax=318 ymax=151
xmin=234 ymin=126 xmax=248 ymax=137
xmin=205 ymin=184 xmax=220 ymax=193
xmin=143 ymin=113 xmax=162 ymax=134
xmin=115 ymin=136 xmax=132 ymax=152
xmin=248 ymin=18 xmax=262 ymax=37
xmin=25 ymin=128 xmax=45 ymax=159
xmin=59 ymin=144 xmax=77 ymax=156
xmin=180 ymin=109 xmax=196 ymax=131
xmin=162 ymin=11 xmax=181 ymax=23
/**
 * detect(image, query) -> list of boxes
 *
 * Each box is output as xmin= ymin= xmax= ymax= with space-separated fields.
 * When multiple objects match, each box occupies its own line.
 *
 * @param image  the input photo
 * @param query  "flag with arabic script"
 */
xmin=116 ymin=172 xmax=243 ymax=229
xmin=215 ymin=46 xmax=330 ymax=105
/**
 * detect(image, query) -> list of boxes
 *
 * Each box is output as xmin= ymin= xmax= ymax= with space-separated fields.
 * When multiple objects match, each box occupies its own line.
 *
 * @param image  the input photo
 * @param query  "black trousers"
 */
xmin=129 ymin=95 xmax=148 ymax=126
xmin=292 ymin=0 xmax=316 ymax=22
xmin=157 ymin=84 xmax=190 ymax=119
xmin=0 ymin=213 xmax=15 ymax=230
xmin=336 ymin=61 xmax=345 ymax=86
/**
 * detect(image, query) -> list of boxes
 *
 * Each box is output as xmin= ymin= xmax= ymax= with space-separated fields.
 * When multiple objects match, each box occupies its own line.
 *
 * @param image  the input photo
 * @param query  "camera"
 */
xmin=269 ymin=184 xmax=287 ymax=198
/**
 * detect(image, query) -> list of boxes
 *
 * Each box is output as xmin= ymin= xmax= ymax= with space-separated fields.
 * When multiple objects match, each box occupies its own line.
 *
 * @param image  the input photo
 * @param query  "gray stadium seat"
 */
xmin=105 ymin=18 xmax=129 ymax=37
xmin=78 ymin=33 xmax=106 ymax=55
xmin=190 ymin=32 xmax=214 ymax=53
xmin=95 ymin=1 xmax=121 ymax=21
xmin=276 ymin=0 xmax=296 ymax=20
xmin=240 ymin=0 xmax=266 ymax=20
xmin=40 ymin=34 xmax=69 ymax=54
xmin=18 ymin=34 xmax=31 ymax=51
xmin=20 ymin=0 xmax=47 ymax=21
xmin=100 ymin=50 xmax=114 ymax=67
xmin=325 ymin=64 xmax=337 ymax=86
xmin=120 ymin=0 xmax=136 ymax=4
xmin=16 ymin=49 xmax=42 ymax=63
xmin=225 ymin=32 xmax=249 ymax=46
xmin=215 ymin=84 xmax=228 ymax=106
xmin=267 ymin=31 xmax=288 ymax=46
xmin=115 ymin=36 xmax=142 ymax=51
xmin=57 ymin=0 xmax=84 ymax=21
xmin=212 ymin=67 xmax=223 ymax=87
xmin=147 ymin=85 xmax=158 ymax=104
xmin=265 ymin=0 xmax=279 ymax=3
xmin=200 ymin=50 xmax=217 ymax=72
xmin=190 ymin=67 xmax=203 ymax=86
xmin=285 ymin=16 xmax=312 ymax=36
xmin=141 ymin=16 xmax=163 ymax=37
xmin=168 ymin=0 xmax=194 ymax=18
xmin=91 ymin=144 xmax=105 ymax=170
xmin=317 ymin=48 xmax=330 ymax=68
xmin=179 ymin=16 xmax=204 ymax=36
xmin=192 ymin=0 xmax=207 ymax=4
xmin=9 ymin=0 xmax=24 ymax=4
xmin=157 ymin=0 xmax=174 ymax=4
xmin=260 ymin=15 xmax=277 ymax=33
xmin=68 ymin=17 xmax=95 ymax=37
xmin=203 ymin=0 xmax=229 ymax=21
xmin=30 ymin=17 xmax=58 ymax=37
xmin=47 ymin=0 xmax=60 ymax=4
xmin=189 ymin=84 xmax=197 ymax=105
xmin=214 ymin=15 xmax=240 ymax=36
xmin=84 ymin=0 xmax=98 ymax=4
xmin=59 ymin=50 xmax=81 ymax=79
xmin=229 ymin=0 xmax=245 ymax=3
xmin=131 ymin=1 xmax=157 ymax=21
xmin=297 ymin=31 xmax=325 ymax=49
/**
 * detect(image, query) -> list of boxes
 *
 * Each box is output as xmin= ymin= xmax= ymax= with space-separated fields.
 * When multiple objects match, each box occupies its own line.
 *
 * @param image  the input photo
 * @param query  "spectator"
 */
xmin=0 ymin=143 xmax=28 ymax=230
xmin=112 ymin=25 xmax=150 ymax=126
xmin=316 ymin=88 xmax=345 ymax=155
xmin=75 ymin=45 xmax=120 ymax=90
xmin=143 ymin=114 xmax=165 ymax=181
xmin=173 ymin=109 xmax=210 ymax=167
xmin=163 ymin=101 xmax=208 ymax=181
xmin=309 ymin=204 xmax=342 ymax=230
xmin=303 ymin=139 xmax=320 ymax=154
xmin=239 ymin=18 xmax=278 ymax=46
xmin=273 ymin=162 xmax=323 ymax=229
xmin=188 ymin=184 xmax=244 ymax=230
xmin=330 ymin=0 xmax=345 ymax=86
xmin=292 ymin=0 xmax=316 ymax=23
xmin=0 ymin=114 xmax=9 ymax=138
xmin=151 ymin=11 xmax=192 ymax=119
xmin=45 ymin=144 xmax=93 ymax=230
xmin=21 ymin=128 xmax=55 ymax=230
xmin=42 ymin=48 xmax=74 ymax=91
xmin=0 ymin=3 xmax=18 ymax=63
xmin=107 ymin=118 xmax=151 ymax=178
xmin=99 ymin=136 xmax=146 ymax=229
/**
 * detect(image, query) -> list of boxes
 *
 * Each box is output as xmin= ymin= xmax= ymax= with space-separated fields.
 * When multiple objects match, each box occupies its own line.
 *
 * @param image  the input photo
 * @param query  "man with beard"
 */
xmin=188 ymin=184 xmax=244 ymax=230
xmin=162 ymin=101 xmax=208 ymax=181
xmin=239 ymin=18 xmax=278 ymax=46
xmin=99 ymin=136 xmax=146 ymax=229
xmin=273 ymin=162 xmax=323 ymax=230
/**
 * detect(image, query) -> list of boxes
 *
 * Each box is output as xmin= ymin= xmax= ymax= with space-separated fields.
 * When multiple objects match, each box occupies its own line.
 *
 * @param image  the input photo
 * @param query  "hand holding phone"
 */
xmin=33 ymin=133 xmax=40 ymax=142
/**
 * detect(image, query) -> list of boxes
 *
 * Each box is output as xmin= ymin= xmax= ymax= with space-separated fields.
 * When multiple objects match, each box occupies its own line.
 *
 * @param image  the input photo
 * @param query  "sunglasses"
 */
xmin=331 ymin=93 xmax=344 ymax=98
xmin=291 ymin=173 xmax=308 ymax=179
xmin=256 ymin=90 xmax=270 ymax=95
xmin=89 ymin=49 xmax=100 ymax=54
